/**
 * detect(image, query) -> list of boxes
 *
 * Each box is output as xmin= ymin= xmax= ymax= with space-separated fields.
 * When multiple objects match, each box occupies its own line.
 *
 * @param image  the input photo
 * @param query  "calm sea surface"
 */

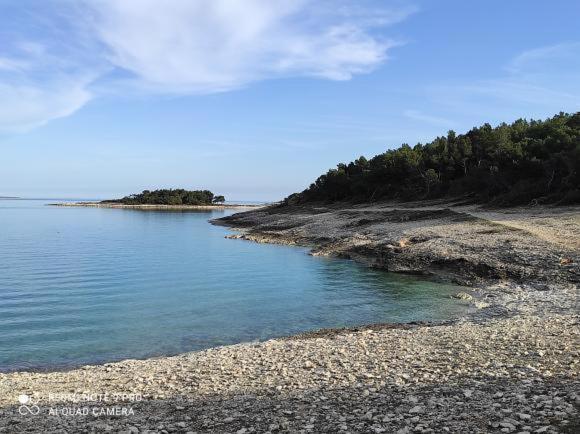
xmin=0 ymin=199 xmax=467 ymax=372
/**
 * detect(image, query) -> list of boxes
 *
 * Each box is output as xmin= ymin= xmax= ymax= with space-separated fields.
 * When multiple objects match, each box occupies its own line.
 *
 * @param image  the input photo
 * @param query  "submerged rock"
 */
xmin=452 ymin=291 xmax=473 ymax=300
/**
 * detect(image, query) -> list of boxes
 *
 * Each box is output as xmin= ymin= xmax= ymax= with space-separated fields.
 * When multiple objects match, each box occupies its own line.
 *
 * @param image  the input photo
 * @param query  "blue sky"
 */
xmin=1 ymin=0 xmax=579 ymax=201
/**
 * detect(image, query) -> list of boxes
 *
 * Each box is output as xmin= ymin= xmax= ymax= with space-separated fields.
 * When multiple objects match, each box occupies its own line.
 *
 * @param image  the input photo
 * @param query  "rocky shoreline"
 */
xmin=0 ymin=201 xmax=578 ymax=433
xmin=213 ymin=201 xmax=579 ymax=287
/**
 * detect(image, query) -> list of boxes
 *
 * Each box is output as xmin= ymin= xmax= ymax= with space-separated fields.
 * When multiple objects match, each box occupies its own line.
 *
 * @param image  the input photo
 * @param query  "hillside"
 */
xmin=286 ymin=112 xmax=580 ymax=206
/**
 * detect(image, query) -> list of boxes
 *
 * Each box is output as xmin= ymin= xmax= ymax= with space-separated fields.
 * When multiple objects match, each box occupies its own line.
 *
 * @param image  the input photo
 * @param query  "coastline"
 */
xmin=1 ymin=201 xmax=578 ymax=433
xmin=48 ymin=201 xmax=264 ymax=210
xmin=1 ymin=316 xmax=577 ymax=432
xmin=213 ymin=201 xmax=579 ymax=287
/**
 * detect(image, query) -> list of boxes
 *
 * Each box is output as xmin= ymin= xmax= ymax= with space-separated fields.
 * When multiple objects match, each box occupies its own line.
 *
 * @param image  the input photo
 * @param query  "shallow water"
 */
xmin=0 ymin=199 xmax=467 ymax=372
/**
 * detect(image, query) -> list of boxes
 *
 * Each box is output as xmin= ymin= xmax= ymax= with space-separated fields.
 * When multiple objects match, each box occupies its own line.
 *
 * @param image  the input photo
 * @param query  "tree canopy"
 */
xmin=285 ymin=112 xmax=580 ymax=206
xmin=105 ymin=189 xmax=225 ymax=205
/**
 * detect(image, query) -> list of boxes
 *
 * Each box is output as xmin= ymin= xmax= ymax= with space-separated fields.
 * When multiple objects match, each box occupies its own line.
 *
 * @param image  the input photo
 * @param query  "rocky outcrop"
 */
xmin=214 ymin=202 xmax=580 ymax=288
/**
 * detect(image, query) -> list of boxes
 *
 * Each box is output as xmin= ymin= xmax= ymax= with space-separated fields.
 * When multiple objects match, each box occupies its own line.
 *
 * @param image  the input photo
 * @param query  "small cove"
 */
xmin=0 ymin=199 xmax=468 ymax=372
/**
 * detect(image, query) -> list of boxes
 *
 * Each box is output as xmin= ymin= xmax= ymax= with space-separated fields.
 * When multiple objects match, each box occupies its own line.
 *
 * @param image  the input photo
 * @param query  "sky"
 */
xmin=1 ymin=0 xmax=579 ymax=201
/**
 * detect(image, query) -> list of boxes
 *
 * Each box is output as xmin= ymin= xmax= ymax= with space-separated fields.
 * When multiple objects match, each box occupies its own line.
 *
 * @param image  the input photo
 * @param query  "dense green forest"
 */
xmin=286 ymin=112 xmax=580 ymax=206
xmin=105 ymin=189 xmax=225 ymax=205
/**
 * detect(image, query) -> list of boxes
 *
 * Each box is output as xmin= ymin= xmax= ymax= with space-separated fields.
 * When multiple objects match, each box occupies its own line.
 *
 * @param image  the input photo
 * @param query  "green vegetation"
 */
xmin=105 ymin=189 xmax=225 ymax=205
xmin=286 ymin=112 xmax=580 ymax=206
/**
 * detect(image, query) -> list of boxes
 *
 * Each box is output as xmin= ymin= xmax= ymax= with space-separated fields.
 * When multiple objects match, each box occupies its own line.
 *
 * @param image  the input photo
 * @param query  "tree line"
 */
xmin=285 ymin=112 xmax=580 ymax=206
xmin=105 ymin=189 xmax=225 ymax=205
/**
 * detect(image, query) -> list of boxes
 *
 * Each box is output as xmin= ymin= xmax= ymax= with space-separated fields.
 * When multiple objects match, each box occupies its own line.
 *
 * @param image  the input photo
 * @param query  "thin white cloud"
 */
xmin=461 ymin=80 xmax=578 ymax=107
xmin=506 ymin=42 xmax=580 ymax=74
xmin=0 ymin=39 xmax=100 ymax=133
xmin=0 ymin=57 xmax=29 ymax=72
xmin=0 ymin=2 xmax=105 ymax=133
xmin=0 ymin=0 xmax=413 ymax=132
xmin=86 ymin=0 xmax=407 ymax=92
xmin=0 ymin=80 xmax=92 ymax=133
xmin=426 ymin=42 xmax=580 ymax=120
xmin=403 ymin=110 xmax=455 ymax=127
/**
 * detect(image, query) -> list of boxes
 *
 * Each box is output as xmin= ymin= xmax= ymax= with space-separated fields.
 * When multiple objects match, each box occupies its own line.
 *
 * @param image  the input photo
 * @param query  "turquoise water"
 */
xmin=0 ymin=199 xmax=467 ymax=372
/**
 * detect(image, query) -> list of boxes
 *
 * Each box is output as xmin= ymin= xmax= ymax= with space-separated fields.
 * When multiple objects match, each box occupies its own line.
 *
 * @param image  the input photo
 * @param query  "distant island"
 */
xmin=49 ymin=189 xmax=262 ymax=209
xmin=103 ymin=189 xmax=226 ymax=206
